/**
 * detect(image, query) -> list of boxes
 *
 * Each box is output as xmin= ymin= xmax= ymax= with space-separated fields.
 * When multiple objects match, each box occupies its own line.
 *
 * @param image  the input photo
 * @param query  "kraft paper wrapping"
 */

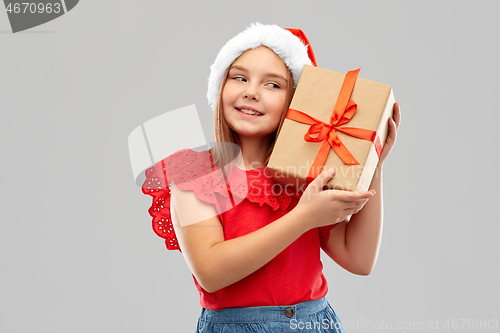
xmin=267 ymin=65 xmax=395 ymax=191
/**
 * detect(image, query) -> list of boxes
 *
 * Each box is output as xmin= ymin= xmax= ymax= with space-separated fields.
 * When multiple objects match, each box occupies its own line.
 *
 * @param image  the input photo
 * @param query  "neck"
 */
xmin=237 ymin=136 xmax=272 ymax=170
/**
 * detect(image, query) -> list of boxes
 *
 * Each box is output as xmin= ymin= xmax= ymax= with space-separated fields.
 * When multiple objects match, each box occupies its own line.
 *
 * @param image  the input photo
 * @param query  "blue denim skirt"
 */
xmin=195 ymin=297 xmax=345 ymax=332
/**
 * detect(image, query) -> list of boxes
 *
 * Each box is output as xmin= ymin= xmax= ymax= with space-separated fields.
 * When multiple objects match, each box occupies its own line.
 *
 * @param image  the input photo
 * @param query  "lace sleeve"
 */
xmin=142 ymin=160 xmax=180 ymax=251
xmin=141 ymin=149 xmax=222 ymax=251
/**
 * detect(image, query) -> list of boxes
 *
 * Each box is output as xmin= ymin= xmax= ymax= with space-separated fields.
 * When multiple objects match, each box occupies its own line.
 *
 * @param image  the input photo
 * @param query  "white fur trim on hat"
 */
xmin=207 ymin=22 xmax=313 ymax=112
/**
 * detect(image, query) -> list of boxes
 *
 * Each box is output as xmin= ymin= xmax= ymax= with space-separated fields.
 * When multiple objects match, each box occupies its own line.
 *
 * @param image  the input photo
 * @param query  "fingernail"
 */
xmin=328 ymin=167 xmax=334 ymax=174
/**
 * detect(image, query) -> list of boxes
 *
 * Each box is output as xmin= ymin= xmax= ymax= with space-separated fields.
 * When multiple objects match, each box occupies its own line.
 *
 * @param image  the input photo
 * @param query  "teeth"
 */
xmin=238 ymin=108 xmax=263 ymax=116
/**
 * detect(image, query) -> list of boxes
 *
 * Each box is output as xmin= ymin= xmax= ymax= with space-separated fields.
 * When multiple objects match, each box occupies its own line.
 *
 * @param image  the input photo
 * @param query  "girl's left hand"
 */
xmin=378 ymin=102 xmax=401 ymax=165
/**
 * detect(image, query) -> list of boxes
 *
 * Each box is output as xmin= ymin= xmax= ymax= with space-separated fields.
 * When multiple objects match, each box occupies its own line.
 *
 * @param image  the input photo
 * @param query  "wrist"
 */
xmin=289 ymin=206 xmax=313 ymax=234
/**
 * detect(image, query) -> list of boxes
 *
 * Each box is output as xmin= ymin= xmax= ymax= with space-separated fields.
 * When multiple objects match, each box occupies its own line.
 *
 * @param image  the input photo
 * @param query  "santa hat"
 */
xmin=207 ymin=22 xmax=317 ymax=112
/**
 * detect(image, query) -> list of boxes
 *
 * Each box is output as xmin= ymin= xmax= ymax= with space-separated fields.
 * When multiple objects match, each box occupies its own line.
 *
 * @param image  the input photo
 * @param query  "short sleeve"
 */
xmin=142 ymin=160 xmax=180 ymax=251
xmin=141 ymin=149 xmax=223 ymax=251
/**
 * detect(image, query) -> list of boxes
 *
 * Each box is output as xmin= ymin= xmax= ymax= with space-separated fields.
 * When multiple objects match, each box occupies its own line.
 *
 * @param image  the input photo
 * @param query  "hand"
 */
xmin=295 ymin=167 xmax=375 ymax=230
xmin=379 ymin=102 xmax=401 ymax=164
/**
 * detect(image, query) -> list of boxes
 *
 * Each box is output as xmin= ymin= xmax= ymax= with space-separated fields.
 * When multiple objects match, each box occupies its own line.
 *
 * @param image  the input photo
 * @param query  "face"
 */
xmin=222 ymin=46 xmax=290 ymax=143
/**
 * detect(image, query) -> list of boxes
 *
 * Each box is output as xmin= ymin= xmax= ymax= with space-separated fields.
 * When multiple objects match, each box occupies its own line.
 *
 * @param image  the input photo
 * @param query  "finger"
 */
xmin=342 ymin=206 xmax=364 ymax=216
xmin=344 ymin=197 xmax=371 ymax=211
xmin=387 ymin=118 xmax=397 ymax=142
xmin=329 ymin=189 xmax=374 ymax=202
xmin=393 ymin=103 xmax=401 ymax=130
xmin=342 ymin=195 xmax=373 ymax=205
xmin=310 ymin=167 xmax=335 ymax=191
xmin=342 ymin=199 xmax=370 ymax=211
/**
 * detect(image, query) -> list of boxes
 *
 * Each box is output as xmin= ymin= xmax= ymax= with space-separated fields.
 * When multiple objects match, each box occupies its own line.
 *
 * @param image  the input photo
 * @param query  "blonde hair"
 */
xmin=211 ymin=63 xmax=294 ymax=169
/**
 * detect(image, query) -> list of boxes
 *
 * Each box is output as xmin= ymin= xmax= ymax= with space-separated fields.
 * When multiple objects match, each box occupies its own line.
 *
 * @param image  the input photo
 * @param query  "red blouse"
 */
xmin=142 ymin=149 xmax=335 ymax=310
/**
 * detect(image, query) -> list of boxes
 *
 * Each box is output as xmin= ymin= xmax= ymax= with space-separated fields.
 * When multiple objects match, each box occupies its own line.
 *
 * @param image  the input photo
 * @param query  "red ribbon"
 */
xmin=285 ymin=68 xmax=382 ymax=182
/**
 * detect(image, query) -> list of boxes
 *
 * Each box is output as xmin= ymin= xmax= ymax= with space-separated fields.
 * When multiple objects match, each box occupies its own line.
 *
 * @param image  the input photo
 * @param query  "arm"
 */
xmin=321 ymin=103 xmax=401 ymax=275
xmin=171 ymin=167 xmax=374 ymax=293
xmin=170 ymin=185 xmax=309 ymax=293
xmin=321 ymin=165 xmax=383 ymax=275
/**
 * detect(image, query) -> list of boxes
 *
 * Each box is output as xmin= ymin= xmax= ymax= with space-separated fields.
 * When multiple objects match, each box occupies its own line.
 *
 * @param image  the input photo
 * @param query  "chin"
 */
xmin=237 ymin=131 xmax=274 ymax=142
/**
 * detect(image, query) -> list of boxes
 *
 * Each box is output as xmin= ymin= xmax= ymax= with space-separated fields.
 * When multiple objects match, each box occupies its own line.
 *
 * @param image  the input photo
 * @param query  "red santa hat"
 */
xmin=207 ymin=22 xmax=317 ymax=112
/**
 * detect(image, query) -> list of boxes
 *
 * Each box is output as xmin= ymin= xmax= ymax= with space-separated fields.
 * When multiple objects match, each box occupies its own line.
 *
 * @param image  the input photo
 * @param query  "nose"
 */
xmin=243 ymin=84 xmax=259 ymax=101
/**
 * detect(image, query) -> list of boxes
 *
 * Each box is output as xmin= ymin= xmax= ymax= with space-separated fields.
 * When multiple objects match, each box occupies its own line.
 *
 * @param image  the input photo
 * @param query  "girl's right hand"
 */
xmin=295 ymin=167 xmax=375 ymax=230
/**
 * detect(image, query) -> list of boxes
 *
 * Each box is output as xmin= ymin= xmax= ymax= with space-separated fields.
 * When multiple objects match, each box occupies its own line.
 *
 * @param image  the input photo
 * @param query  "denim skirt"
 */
xmin=195 ymin=297 xmax=345 ymax=332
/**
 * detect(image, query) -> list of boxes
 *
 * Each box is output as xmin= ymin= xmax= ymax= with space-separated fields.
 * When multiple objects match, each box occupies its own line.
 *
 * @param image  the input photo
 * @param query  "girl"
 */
xmin=142 ymin=23 xmax=401 ymax=332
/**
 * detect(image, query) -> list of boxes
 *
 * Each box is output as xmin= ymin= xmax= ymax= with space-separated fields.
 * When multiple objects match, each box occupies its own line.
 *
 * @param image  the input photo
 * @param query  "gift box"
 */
xmin=266 ymin=65 xmax=395 ymax=192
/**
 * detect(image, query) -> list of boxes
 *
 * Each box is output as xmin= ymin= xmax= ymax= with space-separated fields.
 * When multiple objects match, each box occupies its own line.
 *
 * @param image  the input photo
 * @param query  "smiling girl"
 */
xmin=222 ymin=46 xmax=289 ymax=169
xmin=142 ymin=23 xmax=400 ymax=332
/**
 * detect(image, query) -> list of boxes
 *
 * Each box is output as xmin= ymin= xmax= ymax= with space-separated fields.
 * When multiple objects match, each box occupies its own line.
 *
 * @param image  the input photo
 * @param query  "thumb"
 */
xmin=308 ymin=167 xmax=335 ymax=192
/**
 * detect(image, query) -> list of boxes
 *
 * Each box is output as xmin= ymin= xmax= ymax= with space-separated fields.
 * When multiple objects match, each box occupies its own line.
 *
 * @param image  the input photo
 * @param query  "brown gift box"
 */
xmin=266 ymin=65 xmax=395 ymax=192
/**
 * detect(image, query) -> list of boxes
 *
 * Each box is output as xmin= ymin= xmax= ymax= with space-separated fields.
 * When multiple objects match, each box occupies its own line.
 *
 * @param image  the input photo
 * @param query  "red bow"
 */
xmin=285 ymin=69 xmax=382 ymax=182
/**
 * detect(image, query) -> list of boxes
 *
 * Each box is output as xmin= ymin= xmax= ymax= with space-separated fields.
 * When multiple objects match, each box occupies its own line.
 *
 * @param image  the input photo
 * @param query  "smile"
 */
xmin=236 ymin=107 xmax=263 ymax=116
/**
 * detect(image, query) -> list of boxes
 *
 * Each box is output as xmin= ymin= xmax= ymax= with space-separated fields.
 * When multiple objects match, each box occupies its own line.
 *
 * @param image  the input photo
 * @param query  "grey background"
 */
xmin=1 ymin=0 xmax=499 ymax=332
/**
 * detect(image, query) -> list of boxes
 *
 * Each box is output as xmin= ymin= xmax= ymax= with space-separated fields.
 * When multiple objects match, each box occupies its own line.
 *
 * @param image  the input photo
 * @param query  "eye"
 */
xmin=266 ymin=82 xmax=281 ymax=89
xmin=233 ymin=76 xmax=247 ymax=82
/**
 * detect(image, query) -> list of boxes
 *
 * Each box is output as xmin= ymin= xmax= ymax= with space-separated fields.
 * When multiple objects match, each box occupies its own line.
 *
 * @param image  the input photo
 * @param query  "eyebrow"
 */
xmin=229 ymin=65 xmax=288 ymax=83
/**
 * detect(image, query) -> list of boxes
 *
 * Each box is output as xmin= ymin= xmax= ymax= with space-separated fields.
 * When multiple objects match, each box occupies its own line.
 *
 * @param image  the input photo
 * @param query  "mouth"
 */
xmin=235 ymin=107 xmax=263 ymax=116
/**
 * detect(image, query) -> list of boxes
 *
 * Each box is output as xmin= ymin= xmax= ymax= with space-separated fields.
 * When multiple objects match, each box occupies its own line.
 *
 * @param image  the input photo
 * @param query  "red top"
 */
xmin=142 ymin=148 xmax=335 ymax=310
